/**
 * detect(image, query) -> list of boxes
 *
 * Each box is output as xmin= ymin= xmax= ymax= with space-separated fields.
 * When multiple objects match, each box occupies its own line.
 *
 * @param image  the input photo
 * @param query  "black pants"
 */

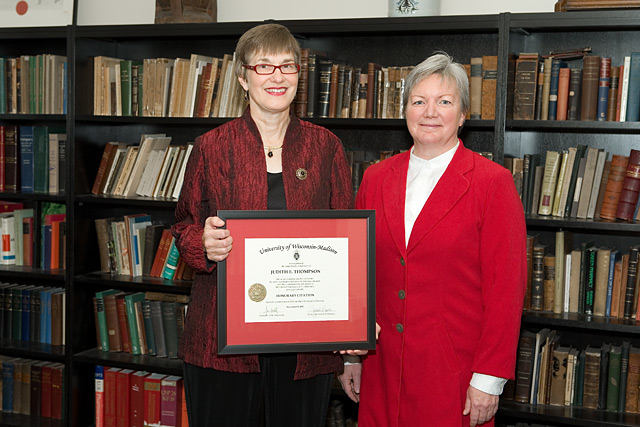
xmin=184 ymin=354 xmax=334 ymax=427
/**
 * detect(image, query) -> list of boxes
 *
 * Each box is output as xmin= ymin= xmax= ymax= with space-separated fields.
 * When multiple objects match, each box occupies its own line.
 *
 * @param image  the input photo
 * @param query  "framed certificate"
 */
xmin=217 ymin=209 xmax=375 ymax=355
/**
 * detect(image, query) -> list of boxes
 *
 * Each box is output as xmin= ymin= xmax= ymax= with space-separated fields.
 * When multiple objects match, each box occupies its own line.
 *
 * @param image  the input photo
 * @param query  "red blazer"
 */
xmin=356 ymin=143 xmax=526 ymax=426
xmin=172 ymin=108 xmax=353 ymax=379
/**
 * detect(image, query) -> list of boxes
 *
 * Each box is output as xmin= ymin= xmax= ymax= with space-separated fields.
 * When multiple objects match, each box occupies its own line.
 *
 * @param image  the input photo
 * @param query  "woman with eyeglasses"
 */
xmin=171 ymin=23 xmax=354 ymax=427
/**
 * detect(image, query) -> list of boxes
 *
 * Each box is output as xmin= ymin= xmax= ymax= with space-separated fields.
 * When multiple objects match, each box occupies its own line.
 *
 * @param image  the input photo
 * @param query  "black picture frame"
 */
xmin=216 ymin=209 xmax=376 ymax=355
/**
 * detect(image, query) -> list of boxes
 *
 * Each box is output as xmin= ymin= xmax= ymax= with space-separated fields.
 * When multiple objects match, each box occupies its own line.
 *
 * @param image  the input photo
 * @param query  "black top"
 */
xmin=267 ymin=172 xmax=286 ymax=210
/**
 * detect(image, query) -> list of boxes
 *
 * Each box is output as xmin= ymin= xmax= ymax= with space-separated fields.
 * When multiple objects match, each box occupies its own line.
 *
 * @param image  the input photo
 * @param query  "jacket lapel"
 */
xmin=381 ymin=152 xmax=411 ymax=256
xmin=406 ymin=145 xmax=474 ymax=253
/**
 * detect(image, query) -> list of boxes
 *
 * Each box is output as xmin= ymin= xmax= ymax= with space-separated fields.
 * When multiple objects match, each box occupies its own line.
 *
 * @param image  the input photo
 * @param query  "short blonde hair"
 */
xmin=234 ymin=23 xmax=301 ymax=79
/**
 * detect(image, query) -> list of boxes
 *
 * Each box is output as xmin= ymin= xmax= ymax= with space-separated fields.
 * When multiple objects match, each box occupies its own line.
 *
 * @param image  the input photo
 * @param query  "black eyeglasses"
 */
xmin=242 ymin=63 xmax=300 ymax=75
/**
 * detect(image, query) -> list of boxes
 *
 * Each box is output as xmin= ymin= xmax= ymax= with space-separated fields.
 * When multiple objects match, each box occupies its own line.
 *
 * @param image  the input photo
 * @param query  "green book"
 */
xmin=29 ymin=56 xmax=36 ymax=114
xmin=124 ymin=292 xmax=145 ymax=355
xmin=161 ymin=301 xmax=179 ymax=359
xmin=33 ymin=126 xmax=49 ymax=193
xmin=120 ymin=60 xmax=142 ymax=116
xmin=619 ymin=342 xmax=631 ymax=412
xmin=140 ymin=299 xmax=156 ymax=356
xmin=95 ymin=289 xmax=119 ymax=351
xmin=607 ymin=345 xmax=622 ymax=411
xmin=161 ymin=237 xmax=180 ymax=280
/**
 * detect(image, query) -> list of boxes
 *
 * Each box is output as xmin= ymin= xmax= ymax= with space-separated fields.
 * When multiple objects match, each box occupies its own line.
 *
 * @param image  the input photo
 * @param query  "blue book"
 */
xmin=547 ymin=59 xmax=566 ymax=120
xmin=40 ymin=288 xmax=57 ymax=344
xmin=2 ymin=358 xmax=16 ymax=411
xmin=20 ymin=286 xmax=36 ymax=341
xmin=597 ymin=57 xmax=611 ymax=122
xmin=626 ymin=52 xmax=640 ymax=122
xmin=42 ymin=224 xmax=52 ymax=270
xmin=19 ymin=126 xmax=35 ymax=193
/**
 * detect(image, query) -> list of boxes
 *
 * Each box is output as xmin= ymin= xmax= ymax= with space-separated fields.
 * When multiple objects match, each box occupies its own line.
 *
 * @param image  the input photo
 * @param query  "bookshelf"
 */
xmin=498 ymin=10 xmax=640 ymax=427
xmin=1 ymin=10 xmax=640 ymax=426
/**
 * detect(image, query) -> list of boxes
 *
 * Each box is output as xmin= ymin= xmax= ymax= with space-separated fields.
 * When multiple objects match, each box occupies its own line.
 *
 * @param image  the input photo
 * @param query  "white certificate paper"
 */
xmin=244 ymin=238 xmax=349 ymax=323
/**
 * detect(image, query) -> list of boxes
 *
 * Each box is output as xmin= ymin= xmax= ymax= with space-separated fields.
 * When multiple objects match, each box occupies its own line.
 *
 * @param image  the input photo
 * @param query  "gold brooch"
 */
xmin=296 ymin=168 xmax=308 ymax=180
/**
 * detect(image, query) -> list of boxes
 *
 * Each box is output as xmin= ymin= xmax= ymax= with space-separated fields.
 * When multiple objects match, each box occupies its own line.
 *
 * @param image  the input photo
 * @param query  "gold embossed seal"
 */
xmin=248 ymin=283 xmax=267 ymax=302
xmin=295 ymin=168 xmax=308 ymax=180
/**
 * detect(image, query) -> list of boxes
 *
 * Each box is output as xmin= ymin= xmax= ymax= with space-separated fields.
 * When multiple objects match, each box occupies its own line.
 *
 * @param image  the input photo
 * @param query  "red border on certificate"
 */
xmin=227 ymin=218 xmax=367 ymax=344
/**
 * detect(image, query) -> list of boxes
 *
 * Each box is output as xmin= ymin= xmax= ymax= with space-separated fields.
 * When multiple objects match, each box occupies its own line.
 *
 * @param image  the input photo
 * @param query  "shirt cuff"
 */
xmin=343 ymin=355 xmax=361 ymax=365
xmin=469 ymin=373 xmax=507 ymax=396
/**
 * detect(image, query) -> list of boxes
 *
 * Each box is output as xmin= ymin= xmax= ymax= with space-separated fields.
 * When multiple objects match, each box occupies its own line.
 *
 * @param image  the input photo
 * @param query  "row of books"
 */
xmin=93 ymin=290 xmax=188 ymax=357
xmin=0 ymin=202 xmax=66 ymax=270
xmin=0 ymin=54 xmax=68 ymax=115
xmin=0 ymin=125 xmax=66 ymax=194
xmin=0 ymin=356 xmax=64 ymax=419
xmin=511 ymin=329 xmax=640 ymax=414
xmin=0 ymin=283 xmax=65 ymax=346
xmin=95 ymin=366 xmax=187 ymax=427
xmin=95 ymin=216 xmax=192 ymax=280
xmin=93 ymin=53 xmax=246 ymax=118
xmin=91 ymin=136 xmax=193 ymax=200
xmin=526 ymin=233 xmax=640 ymax=319
xmin=512 ymin=50 xmax=640 ymax=122
xmin=293 ymin=53 xmax=498 ymax=121
xmin=0 ymin=125 xmax=66 ymax=195
xmin=505 ymin=147 xmax=640 ymax=221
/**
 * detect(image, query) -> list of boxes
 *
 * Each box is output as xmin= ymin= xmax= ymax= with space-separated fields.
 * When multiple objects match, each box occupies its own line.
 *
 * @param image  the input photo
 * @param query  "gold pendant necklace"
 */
xmin=264 ymin=144 xmax=283 ymax=158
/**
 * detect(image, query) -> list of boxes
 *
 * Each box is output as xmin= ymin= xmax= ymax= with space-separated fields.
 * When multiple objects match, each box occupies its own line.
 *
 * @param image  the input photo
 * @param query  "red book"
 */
xmin=130 ymin=371 xmax=150 ymax=427
xmin=150 ymin=229 xmax=172 ymax=278
xmin=105 ymin=367 xmax=120 ymax=427
xmin=92 ymin=142 xmax=121 ymax=194
xmin=23 ymin=216 xmax=34 ymax=266
xmin=41 ymin=362 xmax=54 ymax=418
xmin=116 ymin=294 xmax=132 ymax=353
xmin=160 ymin=376 xmax=183 ymax=427
xmin=50 ymin=219 xmax=65 ymax=269
xmin=3 ymin=125 xmax=19 ymax=192
xmin=144 ymin=373 xmax=167 ymax=426
xmin=116 ymin=369 xmax=133 ymax=427
xmin=50 ymin=363 xmax=64 ymax=420
xmin=180 ymin=386 xmax=189 ymax=427
xmin=616 ymin=149 xmax=640 ymax=221
xmin=0 ymin=201 xmax=23 ymax=212
xmin=556 ymin=67 xmax=570 ymax=121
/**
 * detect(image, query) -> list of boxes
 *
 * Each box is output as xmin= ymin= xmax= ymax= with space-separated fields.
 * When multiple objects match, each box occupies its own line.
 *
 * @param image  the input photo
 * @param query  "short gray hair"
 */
xmin=403 ymin=52 xmax=469 ymax=116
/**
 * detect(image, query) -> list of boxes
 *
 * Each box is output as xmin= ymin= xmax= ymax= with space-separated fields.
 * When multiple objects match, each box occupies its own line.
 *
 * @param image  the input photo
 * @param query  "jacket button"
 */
xmin=398 ymin=290 xmax=406 ymax=299
xmin=400 ymin=257 xmax=405 ymax=266
xmin=396 ymin=323 xmax=404 ymax=333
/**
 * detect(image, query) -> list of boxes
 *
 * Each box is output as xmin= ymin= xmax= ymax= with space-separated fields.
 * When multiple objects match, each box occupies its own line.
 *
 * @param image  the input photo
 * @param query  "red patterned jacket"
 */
xmin=172 ymin=108 xmax=353 ymax=379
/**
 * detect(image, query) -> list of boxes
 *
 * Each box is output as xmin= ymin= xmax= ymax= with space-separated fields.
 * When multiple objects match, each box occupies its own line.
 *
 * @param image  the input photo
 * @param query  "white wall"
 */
xmin=77 ymin=0 xmax=558 ymax=26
